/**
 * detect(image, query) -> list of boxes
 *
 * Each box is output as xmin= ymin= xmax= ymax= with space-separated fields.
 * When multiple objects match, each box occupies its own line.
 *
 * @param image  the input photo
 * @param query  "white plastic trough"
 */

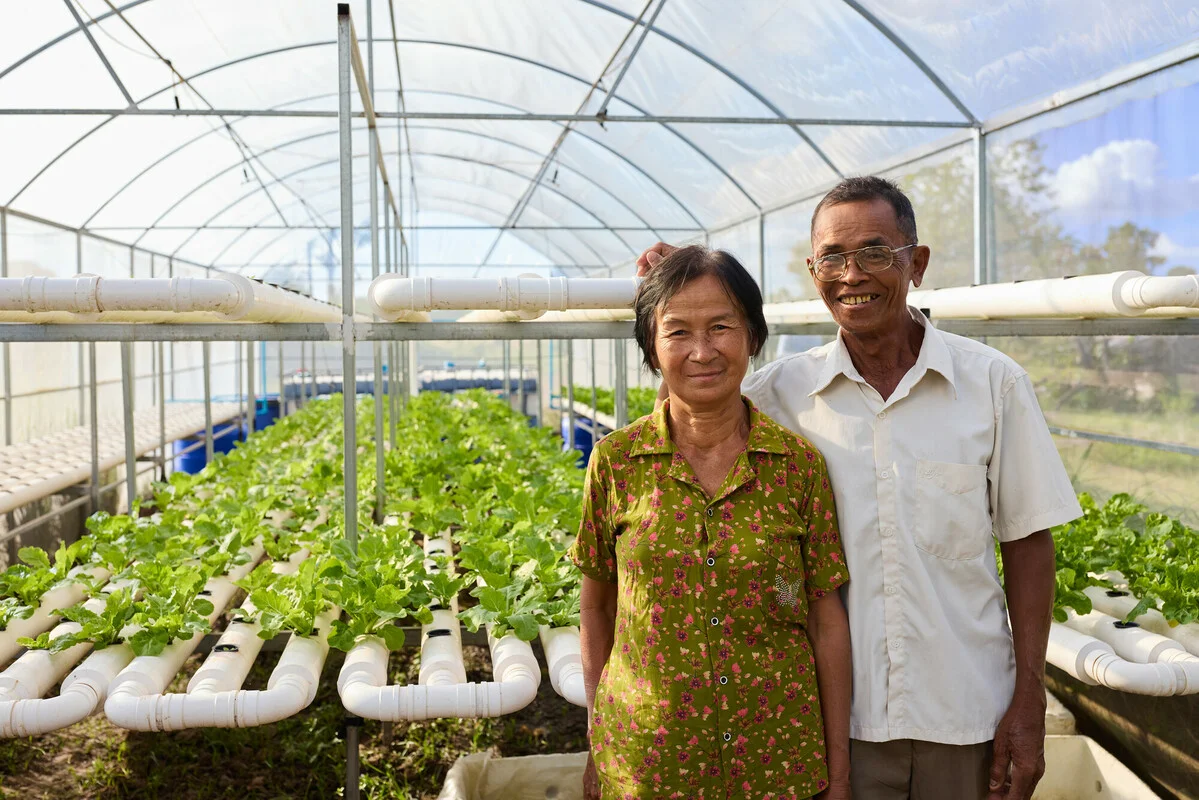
xmin=764 ymin=271 xmax=1199 ymax=322
xmin=0 ymin=274 xmax=342 ymax=324
xmin=338 ymin=530 xmax=549 ymax=720
xmin=369 ymin=275 xmax=641 ymax=322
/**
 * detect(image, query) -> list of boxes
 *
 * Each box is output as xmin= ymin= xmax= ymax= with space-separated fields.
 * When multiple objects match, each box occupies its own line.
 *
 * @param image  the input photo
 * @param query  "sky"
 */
xmin=1032 ymin=78 xmax=1199 ymax=271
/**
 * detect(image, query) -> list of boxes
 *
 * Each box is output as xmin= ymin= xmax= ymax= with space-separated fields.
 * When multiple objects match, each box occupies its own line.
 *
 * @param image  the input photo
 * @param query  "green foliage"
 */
xmin=564 ymin=385 xmax=657 ymax=421
xmin=1046 ymin=493 xmax=1199 ymax=625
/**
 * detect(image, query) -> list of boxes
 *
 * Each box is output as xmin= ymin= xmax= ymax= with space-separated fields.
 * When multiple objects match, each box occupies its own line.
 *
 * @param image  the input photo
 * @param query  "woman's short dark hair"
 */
xmin=633 ymin=245 xmax=768 ymax=375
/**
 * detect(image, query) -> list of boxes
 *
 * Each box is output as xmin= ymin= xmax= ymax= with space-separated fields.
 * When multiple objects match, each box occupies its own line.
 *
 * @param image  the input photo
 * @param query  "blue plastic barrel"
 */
xmin=173 ymin=423 xmax=240 ymax=474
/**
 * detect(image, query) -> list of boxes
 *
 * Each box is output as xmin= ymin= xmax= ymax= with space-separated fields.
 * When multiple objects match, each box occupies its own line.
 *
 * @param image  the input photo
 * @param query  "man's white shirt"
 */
xmin=743 ymin=309 xmax=1081 ymax=744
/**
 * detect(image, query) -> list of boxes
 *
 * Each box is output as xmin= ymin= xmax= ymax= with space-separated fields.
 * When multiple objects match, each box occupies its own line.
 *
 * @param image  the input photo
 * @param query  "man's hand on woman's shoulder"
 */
xmin=636 ymin=242 xmax=679 ymax=276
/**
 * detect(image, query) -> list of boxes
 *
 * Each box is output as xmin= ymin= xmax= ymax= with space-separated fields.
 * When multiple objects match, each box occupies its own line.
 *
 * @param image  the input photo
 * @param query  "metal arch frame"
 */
xmin=167 ymin=150 xmax=630 ymax=266
xmin=576 ymin=0 xmax=843 ymax=179
xmin=838 ymin=0 xmax=978 ymax=125
xmin=204 ymin=166 xmax=610 ymax=270
xmin=223 ymin=192 xmax=591 ymax=276
xmin=8 ymin=37 xmax=760 ymax=221
xmin=239 ymin=87 xmax=710 ymax=231
xmin=227 ymin=182 xmax=596 ymax=274
xmin=80 ymin=102 xmax=700 ymax=236
xmin=121 ymin=122 xmax=665 ymax=257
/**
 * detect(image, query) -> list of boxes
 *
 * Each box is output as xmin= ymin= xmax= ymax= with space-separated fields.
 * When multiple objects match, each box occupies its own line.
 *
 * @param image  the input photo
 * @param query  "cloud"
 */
xmin=1149 ymin=232 xmax=1199 ymax=264
xmin=1049 ymin=139 xmax=1199 ymax=218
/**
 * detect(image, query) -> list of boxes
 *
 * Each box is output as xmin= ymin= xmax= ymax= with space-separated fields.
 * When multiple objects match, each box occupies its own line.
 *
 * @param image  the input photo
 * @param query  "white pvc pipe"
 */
xmin=0 ymin=274 xmax=342 ymax=324
xmin=369 ymin=275 xmax=640 ymax=321
xmin=338 ymin=626 xmax=541 ymax=721
xmin=1064 ymin=610 xmax=1199 ymax=694
xmin=1084 ymin=586 xmax=1199 ymax=658
xmin=1046 ymin=622 xmax=1192 ymax=696
xmin=539 ymin=625 xmax=586 ymax=707
xmin=763 ymin=271 xmax=1199 ymax=322
xmin=0 ymin=566 xmax=110 ymax=667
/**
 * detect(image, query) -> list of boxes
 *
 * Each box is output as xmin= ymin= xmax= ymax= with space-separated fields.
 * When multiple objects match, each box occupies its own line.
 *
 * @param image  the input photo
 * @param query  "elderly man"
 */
xmin=638 ymin=176 xmax=1080 ymax=800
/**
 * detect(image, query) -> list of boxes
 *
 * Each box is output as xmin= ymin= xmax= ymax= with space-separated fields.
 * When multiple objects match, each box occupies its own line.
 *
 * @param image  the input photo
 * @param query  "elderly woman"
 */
xmin=569 ymin=246 xmax=852 ymax=800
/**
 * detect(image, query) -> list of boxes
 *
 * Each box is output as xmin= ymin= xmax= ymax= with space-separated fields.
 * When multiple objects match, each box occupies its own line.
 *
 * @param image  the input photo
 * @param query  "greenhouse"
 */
xmin=0 ymin=1 xmax=1196 ymax=798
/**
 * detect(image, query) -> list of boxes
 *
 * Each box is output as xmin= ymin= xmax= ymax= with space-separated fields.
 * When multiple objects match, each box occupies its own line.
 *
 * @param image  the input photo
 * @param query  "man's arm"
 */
xmin=808 ymin=591 xmax=852 ymax=797
xmin=989 ymin=528 xmax=1055 ymax=800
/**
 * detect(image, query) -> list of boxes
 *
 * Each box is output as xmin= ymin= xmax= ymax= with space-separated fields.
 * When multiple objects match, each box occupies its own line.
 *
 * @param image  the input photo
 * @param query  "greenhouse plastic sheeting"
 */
xmin=0 ymin=1 xmax=1196 ymax=288
xmin=437 ymin=750 xmax=587 ymax=800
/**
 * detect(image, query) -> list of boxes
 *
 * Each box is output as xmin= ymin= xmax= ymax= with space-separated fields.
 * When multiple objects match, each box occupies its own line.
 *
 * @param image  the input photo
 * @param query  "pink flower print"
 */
xmin=674 ymin=511 xmax=686 ymax=521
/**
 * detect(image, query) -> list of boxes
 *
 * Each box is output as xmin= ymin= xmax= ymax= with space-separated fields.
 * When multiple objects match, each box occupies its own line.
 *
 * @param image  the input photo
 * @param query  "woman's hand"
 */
xmin=583 ymin=751 xmax=601 ymax=800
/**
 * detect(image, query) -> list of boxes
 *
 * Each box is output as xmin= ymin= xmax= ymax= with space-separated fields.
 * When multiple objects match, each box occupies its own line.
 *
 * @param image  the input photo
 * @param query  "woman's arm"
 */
xmin=580 ymin=575 xmax=619 ymax=723
xmin=580 ymin=576 xmax=619 ymax=800
xmin=808 ymin=590 xmax=852 ymax=795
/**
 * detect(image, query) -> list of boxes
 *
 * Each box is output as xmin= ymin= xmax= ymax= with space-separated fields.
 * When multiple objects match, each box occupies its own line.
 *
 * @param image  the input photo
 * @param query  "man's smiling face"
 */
xmin=808 ymin=198 xmax=930 ymax=337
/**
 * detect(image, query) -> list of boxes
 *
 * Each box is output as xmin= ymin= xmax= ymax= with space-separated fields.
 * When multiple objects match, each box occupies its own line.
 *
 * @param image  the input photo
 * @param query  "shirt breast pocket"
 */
xmin=765 ymin=531 xmax=809 ymax=623
xmin=914 ymin=459 xmax=990 ymax=560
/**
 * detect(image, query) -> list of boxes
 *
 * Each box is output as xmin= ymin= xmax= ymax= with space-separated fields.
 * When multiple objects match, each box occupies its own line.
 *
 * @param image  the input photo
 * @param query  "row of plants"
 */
xmin=562 ymin=384 xmax=657 ymax=421
xmin=1049 ymin=493 xmax=1198 ymax=625
xmin=0 ymin=396 xmax=347 ymax=657
xmin=0 ymin=388 xmax=585 ymax=668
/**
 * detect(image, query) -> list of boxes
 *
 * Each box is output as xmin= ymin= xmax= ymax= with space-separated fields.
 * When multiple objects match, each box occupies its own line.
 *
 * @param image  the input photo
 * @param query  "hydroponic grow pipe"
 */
xmin=0 ymin=566 xmax=109 ymax=667
xmin=337 ymin=532 xmax=541 ymax=720
xmin=0 ymin=274 xmax=342 ymax=323
xmin=764 ymin=271 xmax=1199 ymax=322
xmin=368 ymin=275 xmax=641 ymax=321
xmin=1064 ymin=610 xmax=1199 ymax=695
xmin=104 ymin=541 xmax=265 ymax=730
xmin=1046 ymin=621 xmax=1199 ymax=696
xmin=538 ymin=625 xmax=586 ymax=707
xmin=1084 ymin=582 xmax=1199 ymax=657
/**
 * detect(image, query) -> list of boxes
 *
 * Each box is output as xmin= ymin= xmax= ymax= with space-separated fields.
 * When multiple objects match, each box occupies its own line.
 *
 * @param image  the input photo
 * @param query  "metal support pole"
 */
xmin=973 ymin=127 xmax=989 ymax=286
xmin=338 ymin=4 xmax=359 ymax=552
xmin=88 ymin=343 xmax=99 ymax=513
xmin=502 ymin=340 xmax=511 ymax=405
xmin=246 ymin=341 xmax=256 ymax=436
xmin=76 ymin=232 xmax=84 ymax=425
xmin=236 ymin=342 xmax=244 ymax=439
xmin=203 ymin=342 xmax=213 ymax=463
xmin=566 ymin=341 xmax=575 ymax=451
xmin=517 ymin=340 xmax=525 ymax=416
xmin=120 ymin=342 xmax=137 ymax=513
xmin=757 ymin=211 xmax=766 ymax=292
xmin=614 ymin=340 xmax=628 ymax=428
xmin=278 ymin=341 xmax=285 ymax=417
xmin=0 ymin=208 xmax=9 ymax=446
xmin=372 ymin=341 xmax=385 ymax=522
xmin=536 ymin=340 xmax=544 ymax=427
xmin=345 ymin=719 xmax=361 ymax=800
xmin=590 ymin=339 xmax=598 ymax=423
xmin=157 ymin=341 xmax=166 ymax=480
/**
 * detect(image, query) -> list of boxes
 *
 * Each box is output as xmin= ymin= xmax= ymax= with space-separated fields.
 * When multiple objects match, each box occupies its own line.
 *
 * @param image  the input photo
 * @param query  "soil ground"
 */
xmin=0 ymin=643 xmax=588 ymax=799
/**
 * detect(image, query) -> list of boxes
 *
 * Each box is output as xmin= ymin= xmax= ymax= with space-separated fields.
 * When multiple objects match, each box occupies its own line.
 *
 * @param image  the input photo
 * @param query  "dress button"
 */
xmin=723 ymin=732 xmax=732 ymax=742
xmin=706 ymin=557 xmax=716 ymax=566
xmin=711 ymin=616 xmax=720 ymax=626
xmin=719 ymin=675 xmax=728 ymax=685
xmin=707 ymin=508 xmax=713 ymax=517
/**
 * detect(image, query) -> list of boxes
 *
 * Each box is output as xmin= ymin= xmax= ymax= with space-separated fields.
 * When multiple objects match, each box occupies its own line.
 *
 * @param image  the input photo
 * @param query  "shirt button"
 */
xmin=882 ymin=527 xmax=895 ymax=537
xmin=877 ymin=411 xmax=887 ymax=419
xmin=885 ymin=585 xmax=898 ymax=595
xmin=880 ymin=470 xmax=890 ymax=479
xmin=706 ymin=557 xmax=716 ymax=566
xmin=711 ymin=616 xmax=720 ymax=626
xmin=707 ymin=508 xmax=713 ymax=518
xmin=719 ymin=675 xmax=728 ymax=685
xmin=889 ymin=640 xmax=902 ymax=650
xmin=723 ymin=732 xmax=732 ymax=742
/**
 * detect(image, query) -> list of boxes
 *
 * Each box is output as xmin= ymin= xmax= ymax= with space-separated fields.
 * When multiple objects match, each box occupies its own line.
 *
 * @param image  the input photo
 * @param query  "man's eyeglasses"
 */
xmin=809 ymin=244 xmax=917 ymax=282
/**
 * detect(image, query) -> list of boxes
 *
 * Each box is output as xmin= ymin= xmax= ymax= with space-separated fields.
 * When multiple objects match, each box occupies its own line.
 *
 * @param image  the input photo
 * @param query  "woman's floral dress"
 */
xmin=569 ymin=397 xmax=847 ymax=800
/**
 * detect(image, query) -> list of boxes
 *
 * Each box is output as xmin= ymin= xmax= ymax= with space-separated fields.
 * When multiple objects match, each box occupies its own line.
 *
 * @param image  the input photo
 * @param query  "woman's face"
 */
xmin=653 ymin=273 xmax=752 ymax=409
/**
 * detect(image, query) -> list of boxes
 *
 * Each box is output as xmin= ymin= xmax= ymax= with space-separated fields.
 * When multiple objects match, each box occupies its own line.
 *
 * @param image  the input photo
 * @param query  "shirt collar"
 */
xmin=629 ymin=395 xmax=790 ymax=456
xmin=808 ymin=306 xmax=957 ymax=398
